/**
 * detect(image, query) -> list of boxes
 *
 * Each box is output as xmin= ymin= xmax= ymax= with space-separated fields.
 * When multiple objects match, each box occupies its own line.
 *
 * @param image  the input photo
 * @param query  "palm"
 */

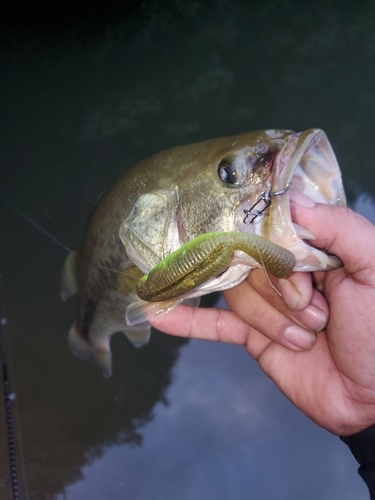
xmin=235 ymin=267 xmax=375 ymax=436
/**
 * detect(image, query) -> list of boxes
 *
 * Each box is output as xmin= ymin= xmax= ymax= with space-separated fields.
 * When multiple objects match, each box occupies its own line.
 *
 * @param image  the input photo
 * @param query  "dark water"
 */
xmin=1 ymin=1 xmax=374 ymax=498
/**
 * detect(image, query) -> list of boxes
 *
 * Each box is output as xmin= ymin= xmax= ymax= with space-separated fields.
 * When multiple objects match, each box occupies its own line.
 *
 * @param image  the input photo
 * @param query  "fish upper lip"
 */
xmin=273 ymin=128 xmax=344 ymax=205
xmin=273 ymin=129 xmax=323 ymax=191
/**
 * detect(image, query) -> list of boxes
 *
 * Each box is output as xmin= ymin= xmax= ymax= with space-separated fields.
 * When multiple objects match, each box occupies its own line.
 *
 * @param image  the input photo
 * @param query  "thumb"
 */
xmin=291 ymin=200 xmax=375 ymax=278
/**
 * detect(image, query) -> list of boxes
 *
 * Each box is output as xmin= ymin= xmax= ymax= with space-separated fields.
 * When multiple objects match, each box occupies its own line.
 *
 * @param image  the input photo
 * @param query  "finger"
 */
xmin=289 ymin=287 xmax=328 ymax=332
xmin=149 ymin=299 xmax=320 ymax=358
xmin=149 ymin=304 xmax=254 ymax=345
xmin=291 ymin=201 xmax=375 ymax=281
xmin=278 ymin=272 xmax=313 ymax=310
xmin=224 ymin=279 xmax=316 ymax=351
xmin=244 ymin=269 xmax=328 ymax=332
xmin=312 ymin=271 xmax=326 ymax=292
xmin=247 ymin=268 xmax=313 ymax=311
xmin=151 ymin=280 xmax=326 ymax=352
xmin=150 ymin=302 xmax=278 ymax=360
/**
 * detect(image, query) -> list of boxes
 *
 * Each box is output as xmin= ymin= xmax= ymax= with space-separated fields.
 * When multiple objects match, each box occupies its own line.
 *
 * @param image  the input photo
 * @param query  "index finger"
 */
xmin=150 ymin=304 xmax=252 ymax=345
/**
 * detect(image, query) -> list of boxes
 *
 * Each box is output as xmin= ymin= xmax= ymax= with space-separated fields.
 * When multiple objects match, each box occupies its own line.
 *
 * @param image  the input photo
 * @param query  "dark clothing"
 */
xmin=341 ymin=425 xmax=375 ymax=499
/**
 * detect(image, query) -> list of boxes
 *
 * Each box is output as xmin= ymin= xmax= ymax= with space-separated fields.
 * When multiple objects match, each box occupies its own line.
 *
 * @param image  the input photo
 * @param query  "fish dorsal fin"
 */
xmin=61 ymin=251 xmax=78 ymax=301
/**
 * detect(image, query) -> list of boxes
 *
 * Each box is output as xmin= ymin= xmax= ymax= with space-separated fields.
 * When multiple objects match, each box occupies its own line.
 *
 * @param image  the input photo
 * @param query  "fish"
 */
xmin=62 ymin=128 xmax=345 ymax=376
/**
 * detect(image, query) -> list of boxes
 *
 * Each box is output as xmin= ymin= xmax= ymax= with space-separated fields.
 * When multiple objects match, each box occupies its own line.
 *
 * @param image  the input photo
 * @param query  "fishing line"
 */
xmin=248 ymin=234 xmax=282 ymax=298
xmin=1 ymin=198 xmax=73 ymax=254
xmin=2 ymin=198 xmax=127 ymax=278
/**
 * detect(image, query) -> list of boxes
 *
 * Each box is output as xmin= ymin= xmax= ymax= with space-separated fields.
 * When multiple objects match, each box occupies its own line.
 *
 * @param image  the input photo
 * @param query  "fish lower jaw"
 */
xmin=286 ymin=238 xmax=342 ymax=272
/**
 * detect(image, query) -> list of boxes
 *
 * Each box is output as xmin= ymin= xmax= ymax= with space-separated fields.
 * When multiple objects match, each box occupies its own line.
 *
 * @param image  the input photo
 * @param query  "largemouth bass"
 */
xmin=62 ymin=129 xmax=345 ymax=376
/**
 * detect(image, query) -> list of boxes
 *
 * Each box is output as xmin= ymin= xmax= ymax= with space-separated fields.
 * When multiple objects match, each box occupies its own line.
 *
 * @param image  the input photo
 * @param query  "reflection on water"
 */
xmin=64 ymin=327 xmax=367 ymax=500
xmin=1 ymin=0 xmax=375 ymax=498
xmin=352 ymin=194 xmax=375 ymax=225
xmin=0 ymin=302 xmax=189 ymax=498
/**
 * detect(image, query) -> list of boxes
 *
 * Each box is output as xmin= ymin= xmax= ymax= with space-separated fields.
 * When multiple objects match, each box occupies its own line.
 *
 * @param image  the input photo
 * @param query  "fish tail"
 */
xmin=68 ymin=323 xmax=112 ymax=378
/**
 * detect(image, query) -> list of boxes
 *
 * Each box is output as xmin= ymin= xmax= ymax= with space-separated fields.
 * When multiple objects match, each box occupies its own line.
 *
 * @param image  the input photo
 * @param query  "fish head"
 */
xmin=174 ymin=128 xmax=345 ymax=271
xmin=121 ymin=129 xmax=345 ymax=277
xmin=244 ymin=128 xmax=345 ymax=270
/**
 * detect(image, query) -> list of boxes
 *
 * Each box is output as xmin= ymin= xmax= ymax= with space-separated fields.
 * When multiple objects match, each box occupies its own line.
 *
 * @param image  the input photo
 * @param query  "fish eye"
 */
xmin=217 ymin=158 xmax=247 ymax=186
xmin=218 ymin=161 xmax=234 ymax=183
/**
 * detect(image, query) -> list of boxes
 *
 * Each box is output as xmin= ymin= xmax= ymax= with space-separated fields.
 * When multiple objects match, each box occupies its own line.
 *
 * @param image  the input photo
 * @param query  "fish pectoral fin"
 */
xmin=181 ymin=296 xmax=201 ymax=308
xmin=125 ymin=295 xmax=201 ymax=331
xmin=123 ymin=324 xmax=152 ymax=348
xmin=61 ymin=251 xmax=78 ymax=301
xmin=125 ymin=297 xmax=183 ymax=326
xmin=67 ymin=323 xmax=112 ymax=378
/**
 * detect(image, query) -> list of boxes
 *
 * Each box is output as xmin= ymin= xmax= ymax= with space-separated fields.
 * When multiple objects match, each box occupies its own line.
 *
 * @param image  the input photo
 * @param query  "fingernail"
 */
xmin=302 ymin=305 xmax=327 ymax=332
xmin=283 ymin=325 xmax=316 ymax=350
xmin=289 ymin=187 xmax=316 ymax=208
xmin=278 ymin=279 xmax=302 ymax=309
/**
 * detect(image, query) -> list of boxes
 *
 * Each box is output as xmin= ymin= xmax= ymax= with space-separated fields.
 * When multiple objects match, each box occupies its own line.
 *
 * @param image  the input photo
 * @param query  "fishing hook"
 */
xmin=243 ymin=182 xmax=292 ymax=224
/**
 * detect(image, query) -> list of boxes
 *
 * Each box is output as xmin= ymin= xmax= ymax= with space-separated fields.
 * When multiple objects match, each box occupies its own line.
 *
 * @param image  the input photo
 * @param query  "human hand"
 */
xmin=150 ymin=200 xmax=375 ymax=436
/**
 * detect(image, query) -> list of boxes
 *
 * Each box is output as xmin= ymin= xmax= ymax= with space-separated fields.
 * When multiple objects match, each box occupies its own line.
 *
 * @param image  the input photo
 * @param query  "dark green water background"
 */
xmin=1 ymin=1 xmax=374 ymax=498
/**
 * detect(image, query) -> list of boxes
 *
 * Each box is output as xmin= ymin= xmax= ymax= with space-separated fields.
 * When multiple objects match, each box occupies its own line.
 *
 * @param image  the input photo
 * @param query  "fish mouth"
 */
xmin=263 ymin=129 xmax=346 ymax=271
xmin=275 ymin=129 xmax=345 ymax=205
